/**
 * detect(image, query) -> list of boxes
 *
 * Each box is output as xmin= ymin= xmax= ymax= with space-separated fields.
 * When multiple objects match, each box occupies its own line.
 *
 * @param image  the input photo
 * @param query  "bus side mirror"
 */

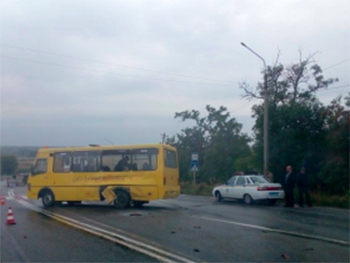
xmin=30 ymin=166 xmax=37 ymax=176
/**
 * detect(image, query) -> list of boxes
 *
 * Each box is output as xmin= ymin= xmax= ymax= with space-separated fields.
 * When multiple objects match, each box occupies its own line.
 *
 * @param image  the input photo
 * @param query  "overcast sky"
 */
xmin=1 ymin=0 xmax=349 ymax=147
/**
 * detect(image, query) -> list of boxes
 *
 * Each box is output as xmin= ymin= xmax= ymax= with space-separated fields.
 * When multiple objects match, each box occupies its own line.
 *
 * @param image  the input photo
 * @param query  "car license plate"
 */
xmin=269 ymin=192 xmax=279 ymax=196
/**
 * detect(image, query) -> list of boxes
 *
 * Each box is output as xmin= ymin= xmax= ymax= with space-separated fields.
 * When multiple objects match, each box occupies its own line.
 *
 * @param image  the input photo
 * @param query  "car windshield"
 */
xmin=249 ymin=176 xmax=269 ymax=184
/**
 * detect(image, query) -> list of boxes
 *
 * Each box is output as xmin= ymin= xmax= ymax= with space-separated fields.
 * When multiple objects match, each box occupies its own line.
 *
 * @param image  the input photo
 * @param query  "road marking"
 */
xmin=9 ymin=190 xmax=198 ymax=263
xmin=193 ymin=215 xmax=350 ymax=246
xmin=4 ymin=191 xmax=27 ymax=200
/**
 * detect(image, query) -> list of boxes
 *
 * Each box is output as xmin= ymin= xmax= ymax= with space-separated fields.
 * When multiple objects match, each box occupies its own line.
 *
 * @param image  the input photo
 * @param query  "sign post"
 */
xmin=190 ymin=152 xmax=199 ymax=186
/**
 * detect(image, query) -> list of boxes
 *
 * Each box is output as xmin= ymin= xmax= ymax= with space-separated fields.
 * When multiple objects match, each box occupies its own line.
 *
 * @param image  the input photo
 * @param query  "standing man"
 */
xmin=263 ymin=169 xmax=274 ymax=182
xmin=284 ymin=165 xmax=295 ymax=207
xmin=297 ymin=167 xmax=312 ymax=207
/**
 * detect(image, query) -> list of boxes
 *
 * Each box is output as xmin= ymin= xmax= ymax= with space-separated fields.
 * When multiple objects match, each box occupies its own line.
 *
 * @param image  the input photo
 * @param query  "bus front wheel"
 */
xmin=41 ymin=190 xmax=55 ymax=208
xmin=113 ymin=190 xmax=131 ymax=209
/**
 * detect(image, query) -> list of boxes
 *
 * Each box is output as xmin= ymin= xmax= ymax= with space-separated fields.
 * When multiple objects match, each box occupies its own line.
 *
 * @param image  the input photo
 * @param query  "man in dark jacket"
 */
xmin=297 ymin=167 xmax=312 ymax=207
xmin=114 ymin=156 xmax=130 ymax=171
xmin=284 ymin=165 xmax=295 ymax=207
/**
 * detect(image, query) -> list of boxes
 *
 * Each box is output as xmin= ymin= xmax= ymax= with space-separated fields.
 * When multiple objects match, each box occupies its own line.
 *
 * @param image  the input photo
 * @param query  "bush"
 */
xmin=181 ymin=182 xmax=349 ymax=209
xmin=180 ymin=181 xmax=213 ymax=196
xmin=311 ymin=191 xmax=349 ymax=209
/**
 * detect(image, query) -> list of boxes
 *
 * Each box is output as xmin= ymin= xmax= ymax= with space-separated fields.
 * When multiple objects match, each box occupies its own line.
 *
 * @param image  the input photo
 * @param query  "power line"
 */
xmin=317 ymin=85 xmax=350 ymax=92
xmin=1 ymin=55 xmax=236 ymax=87
xmin=0 ymin=43 xmax=236 ymax=85
xmin=323 ymin=59 xmax=350 ymax=71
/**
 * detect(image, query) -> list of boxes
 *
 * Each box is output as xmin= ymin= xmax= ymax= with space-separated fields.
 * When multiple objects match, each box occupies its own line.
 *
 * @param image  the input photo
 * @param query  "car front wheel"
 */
xmin=215 ymin=191 xmax=222 ymax=202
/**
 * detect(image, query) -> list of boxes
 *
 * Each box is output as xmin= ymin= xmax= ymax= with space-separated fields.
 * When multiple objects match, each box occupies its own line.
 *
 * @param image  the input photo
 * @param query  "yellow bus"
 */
xmin=27 ymin=144 xmax=180 ymax=208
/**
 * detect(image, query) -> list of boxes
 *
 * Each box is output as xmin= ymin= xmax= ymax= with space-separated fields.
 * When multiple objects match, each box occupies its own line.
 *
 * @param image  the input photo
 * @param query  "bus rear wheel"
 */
xmin=113 ymin=190 xmax=131 ymax=209
xmin=133 ymin=201 xmax=147 ymax=208
xmin=67 ymin=201 xmax=82 ymax=206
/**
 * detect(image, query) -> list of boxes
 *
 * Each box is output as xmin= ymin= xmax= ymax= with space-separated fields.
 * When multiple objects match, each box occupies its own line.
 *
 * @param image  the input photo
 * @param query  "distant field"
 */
xmin=18 ymin=157 xmax=35 ymax=171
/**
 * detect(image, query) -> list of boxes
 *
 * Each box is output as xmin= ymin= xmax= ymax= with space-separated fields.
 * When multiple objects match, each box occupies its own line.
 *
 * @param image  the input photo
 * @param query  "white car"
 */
xmin=212 ymin=175 xmax=284 ymax=205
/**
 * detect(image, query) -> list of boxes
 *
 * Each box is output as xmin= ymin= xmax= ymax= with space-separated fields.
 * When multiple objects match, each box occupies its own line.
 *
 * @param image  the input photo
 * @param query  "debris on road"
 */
xmin=193 ymin=249 xmax=200 ymax=252
xmin=281 ymin=253 xmax=290 ymax=259
xmin=130 ymin=212 xmax=142 ymax=217
xmin=194 ymin=226 xmax=201 ymax=229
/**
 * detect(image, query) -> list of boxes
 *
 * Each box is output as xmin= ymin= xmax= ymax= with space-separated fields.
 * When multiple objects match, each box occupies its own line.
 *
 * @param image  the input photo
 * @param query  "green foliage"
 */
xmin=170 ymin=51 xmax=348 ymax=202
xmin=311 ymin=191 xmax=349 ymax=209
xmin=1 ymin=155 xmax=18 ymax=175
xmin=169 ymin=105 xmax=251 ymax=183
xmin=318 ymin=96 xmax=350 ymax=194
xmin=241 ymin=51 xmax=348 ymax=195
xmin=180 ymin=181 xmax=213 ymax=196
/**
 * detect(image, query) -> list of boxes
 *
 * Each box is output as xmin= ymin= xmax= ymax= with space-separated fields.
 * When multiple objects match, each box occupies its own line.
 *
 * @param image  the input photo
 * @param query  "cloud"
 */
xmin=1 ymin=0 xmax=349 ymax=146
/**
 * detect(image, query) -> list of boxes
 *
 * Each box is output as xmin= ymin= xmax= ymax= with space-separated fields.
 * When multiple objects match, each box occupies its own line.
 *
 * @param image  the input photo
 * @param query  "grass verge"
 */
xmin=180 ymin=181 xmax=349 ymax=209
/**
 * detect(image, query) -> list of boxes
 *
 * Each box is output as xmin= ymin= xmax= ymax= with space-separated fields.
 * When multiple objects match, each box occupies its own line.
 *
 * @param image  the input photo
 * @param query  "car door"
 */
xmin=224 ymin=176 xmax=237 ymax=198
xmin=231 ymin=176 xmax=246 ymax=199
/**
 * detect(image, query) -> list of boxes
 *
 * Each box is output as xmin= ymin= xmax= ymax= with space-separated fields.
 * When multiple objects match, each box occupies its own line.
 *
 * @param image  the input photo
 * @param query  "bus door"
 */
xmin=28 ymin=156 xmax=49 ymax=198
xmin=163 ymin=148 xmax=179 ymax=190
xmin=52 ymin=152 xmax=78 ymax=201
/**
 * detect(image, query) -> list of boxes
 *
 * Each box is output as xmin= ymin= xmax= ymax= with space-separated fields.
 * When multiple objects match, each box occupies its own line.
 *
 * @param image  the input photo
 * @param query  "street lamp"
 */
xmin=241 ymin=42 xmax=269 ymax=171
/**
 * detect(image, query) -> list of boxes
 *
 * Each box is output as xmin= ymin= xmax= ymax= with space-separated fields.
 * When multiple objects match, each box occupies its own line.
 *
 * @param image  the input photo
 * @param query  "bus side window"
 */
xmin=53 ymin=152 xmax=72 ymax=173
xmin=102 ymin=166 xmax=110 ymax=171
xmin=32 ymin=159 xmax=48 ymax=175
xmin=142 ymin=162 xmax=151 ymax=170
xmin=72 ymin=151 xmax=100 ymax=172
xmin=131 ymin=148 xmax=158 ymax=171
xmin=165 ymin=149 xmax=177 ymax=168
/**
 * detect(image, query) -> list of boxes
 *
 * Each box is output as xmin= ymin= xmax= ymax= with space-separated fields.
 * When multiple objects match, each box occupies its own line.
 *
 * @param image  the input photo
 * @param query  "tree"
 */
xmin=1 ymin=155 xmax=18 ymax=175
xmin=169 ymin=105 xmax=251 ymax=183
xmin=319 ymin=95 xmax=350 ymax=194
xmin=240 ymin=51 xmax=340 ymax=187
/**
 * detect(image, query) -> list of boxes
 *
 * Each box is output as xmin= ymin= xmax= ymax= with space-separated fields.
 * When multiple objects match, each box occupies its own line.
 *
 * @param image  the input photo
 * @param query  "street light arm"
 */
xmin=241 ymin=42 xmax=266 ymax=69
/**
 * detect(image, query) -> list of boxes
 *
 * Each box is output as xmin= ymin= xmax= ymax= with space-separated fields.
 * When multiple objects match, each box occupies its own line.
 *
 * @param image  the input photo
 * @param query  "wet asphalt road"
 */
xmin=1 ymin=183 xmax=349 ymax=262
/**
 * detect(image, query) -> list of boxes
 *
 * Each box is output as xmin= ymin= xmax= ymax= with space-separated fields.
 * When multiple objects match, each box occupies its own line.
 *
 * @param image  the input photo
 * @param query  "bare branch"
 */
xmin=239 ymin=81 xmax=263 ymax=100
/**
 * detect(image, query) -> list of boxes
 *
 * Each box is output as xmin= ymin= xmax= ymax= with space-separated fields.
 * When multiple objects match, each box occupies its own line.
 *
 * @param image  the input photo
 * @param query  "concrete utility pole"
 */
xmin=241 ymin=42 xmax=269 ymax=171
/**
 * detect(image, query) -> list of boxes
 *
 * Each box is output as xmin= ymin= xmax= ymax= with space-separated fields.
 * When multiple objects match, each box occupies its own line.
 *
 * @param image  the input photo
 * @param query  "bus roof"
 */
xmin=37 ymin=143 xmax=176 ymax=153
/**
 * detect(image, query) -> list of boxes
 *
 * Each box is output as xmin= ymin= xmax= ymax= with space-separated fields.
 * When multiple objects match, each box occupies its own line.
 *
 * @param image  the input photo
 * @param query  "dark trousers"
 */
xmin=298 ymin=186 xmax=312 ymax=207
xmin=284 ymin=186 xmax=294 ymax=207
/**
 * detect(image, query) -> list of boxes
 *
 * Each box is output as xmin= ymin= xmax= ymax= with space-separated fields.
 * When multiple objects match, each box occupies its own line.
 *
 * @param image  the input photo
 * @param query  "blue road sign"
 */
xmin=190 ymin=152 xmax=199 ymax=172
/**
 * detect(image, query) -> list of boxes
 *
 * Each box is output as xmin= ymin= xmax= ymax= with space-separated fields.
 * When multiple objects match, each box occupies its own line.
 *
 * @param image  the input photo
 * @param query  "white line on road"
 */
xmin=9 ymin=190 xmax=198 ymax=263
xmin=193 ymin=216 xmax=350 ymax=246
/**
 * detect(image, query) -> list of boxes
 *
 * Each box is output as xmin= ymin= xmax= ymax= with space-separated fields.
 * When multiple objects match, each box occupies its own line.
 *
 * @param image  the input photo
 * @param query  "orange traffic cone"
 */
xmin=0 ymin=196 xmax=5 ymax=206
xmin=6 ymin=207 xmax=16 ymax=225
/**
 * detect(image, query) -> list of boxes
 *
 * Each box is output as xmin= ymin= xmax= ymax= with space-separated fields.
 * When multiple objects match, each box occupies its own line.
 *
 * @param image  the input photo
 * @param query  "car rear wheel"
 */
xmin=215 ymin=191 xmax=222 ymax=202
xmin=243 ymin=194 xmax=254 ymax=205
xmin=268 ymin=199 xmax=277 ymax=205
